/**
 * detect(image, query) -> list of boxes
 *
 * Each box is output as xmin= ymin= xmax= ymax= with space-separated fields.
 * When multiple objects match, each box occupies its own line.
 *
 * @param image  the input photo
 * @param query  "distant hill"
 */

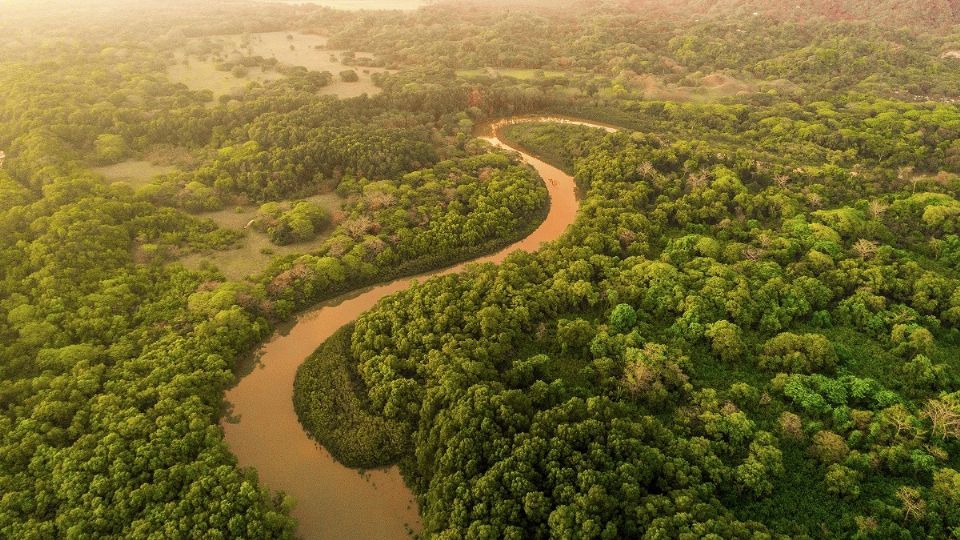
xmin=619 ymin=0 xmax=960 ymax=29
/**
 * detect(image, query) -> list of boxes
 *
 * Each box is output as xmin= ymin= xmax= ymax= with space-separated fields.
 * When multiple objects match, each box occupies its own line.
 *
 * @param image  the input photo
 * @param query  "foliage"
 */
xmin=759 ymin=332 xmax=838 ymax=374
xmin=255 ymin=201 xmax=331 ymax=245
xmin=293 ymin=325 xmax=409 ymax=468
xmin=337 ymin=112 xmax=960 ymax=536
xmin=5 ymin=0 xmax=960 ymax=537
xmin=260 ymin=152 xmax=548 ymax=317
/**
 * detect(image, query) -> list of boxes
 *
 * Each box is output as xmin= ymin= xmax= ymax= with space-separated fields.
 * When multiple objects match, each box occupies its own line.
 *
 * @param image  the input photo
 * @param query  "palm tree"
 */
xmin=868 ymin=200 xmax=889 ymax=219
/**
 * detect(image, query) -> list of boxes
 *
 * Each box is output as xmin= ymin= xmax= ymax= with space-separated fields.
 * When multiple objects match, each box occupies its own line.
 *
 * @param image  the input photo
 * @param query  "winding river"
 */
xmin=221 ymin=117 xmax=617 ymax=539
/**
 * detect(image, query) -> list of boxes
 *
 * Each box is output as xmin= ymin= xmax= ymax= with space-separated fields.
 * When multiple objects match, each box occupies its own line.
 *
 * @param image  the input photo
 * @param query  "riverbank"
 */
xmin=221 ymin=117 xmax=617 ymax=539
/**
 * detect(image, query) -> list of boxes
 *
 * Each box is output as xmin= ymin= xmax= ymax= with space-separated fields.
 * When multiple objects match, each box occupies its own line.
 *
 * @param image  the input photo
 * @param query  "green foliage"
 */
xmin=336 ymin=98 xmax=960 ymax=537
xmin=5 ymin=1 xmax=960 ymax=538
xmin=705 ymin=320 xmax=745 ymax=362
xmin=256 ymin=201 xmax=330 ymax=245
xmin=93 ymin=134 xmax=128 ymax=165
xmin=760 ymin=332 xmax=838 ymax=373
xmin=500 ymin=122 xmax=610 ymax=172
xmin=621 ymin=343 xmax=691 ymax=407
xmin=261 ymin=153 xmax=548 ymax=316
xmin=293 ymin=325 xmax=409 ymax=468
xmin=810 ymin=430 xmax=849 ymax=464
xmin=0 ymin=191 xmax=293 ymax=537
xmin=608 ymin=303 xmax=637 ymax=333
xmin=824 ymin=463 xmax=861 ymax=499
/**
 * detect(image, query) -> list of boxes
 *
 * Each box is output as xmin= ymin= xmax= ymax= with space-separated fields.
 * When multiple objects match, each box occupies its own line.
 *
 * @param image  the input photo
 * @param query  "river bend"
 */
xmin=221 ymin=117 xmax=616 ymax=539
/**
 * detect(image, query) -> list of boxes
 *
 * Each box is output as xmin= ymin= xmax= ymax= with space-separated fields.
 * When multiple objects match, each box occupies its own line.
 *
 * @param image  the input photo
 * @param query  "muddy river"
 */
xmin=221 ymin=117 xmax=616 ymax=539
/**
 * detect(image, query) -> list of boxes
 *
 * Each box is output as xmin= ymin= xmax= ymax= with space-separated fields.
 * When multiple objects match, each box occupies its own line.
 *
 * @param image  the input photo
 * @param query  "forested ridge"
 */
xmin=2 ymin=0 xmax=960 ymax=538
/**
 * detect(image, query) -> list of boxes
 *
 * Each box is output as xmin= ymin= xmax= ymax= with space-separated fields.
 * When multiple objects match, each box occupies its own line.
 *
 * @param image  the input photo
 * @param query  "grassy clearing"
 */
xmin=457 ymin=67 xmax=568 ymax=80
xmin=167 ymin=62 xmax=283 ymax=99
xmin=626 ymin=71 xmax=798 ymax=102
xmin=92 ymin=160 xmax=177 ymax=187
xmin=169 ymin=32 xmax=389 ymax=99
xmin=627 ymin=71 xmax=758 ymax=102
xmin=179 ymin=193 xmax=344 ymax=280
xmin=496 ymin=68 xmax=567 ymax=80
xmin=457 ymin=68 xmax=782 ymax=103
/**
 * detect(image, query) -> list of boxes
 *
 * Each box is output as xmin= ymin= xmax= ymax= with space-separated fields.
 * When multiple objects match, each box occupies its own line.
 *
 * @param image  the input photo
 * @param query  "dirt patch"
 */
xmin=457 ymin=67 xmax=567 ymax=80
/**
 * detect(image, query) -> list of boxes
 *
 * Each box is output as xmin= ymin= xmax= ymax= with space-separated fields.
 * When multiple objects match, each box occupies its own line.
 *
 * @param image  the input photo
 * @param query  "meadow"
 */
xmin=168 ymin=32 xmax=389 ymax=99
xmin=93 ymin=160 xmax=178 ymax=187
xmin=179 ymin=193 xmax=345 ymax=280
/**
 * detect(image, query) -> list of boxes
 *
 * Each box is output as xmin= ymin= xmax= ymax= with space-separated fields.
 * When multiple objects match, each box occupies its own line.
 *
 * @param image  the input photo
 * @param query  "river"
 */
xmin=221 ymin=117 xmax=617 ymax=539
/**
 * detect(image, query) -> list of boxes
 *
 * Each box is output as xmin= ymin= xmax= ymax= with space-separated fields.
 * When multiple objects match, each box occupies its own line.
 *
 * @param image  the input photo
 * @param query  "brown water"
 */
xmin=221 ymin=117 xmax=616 ymax=540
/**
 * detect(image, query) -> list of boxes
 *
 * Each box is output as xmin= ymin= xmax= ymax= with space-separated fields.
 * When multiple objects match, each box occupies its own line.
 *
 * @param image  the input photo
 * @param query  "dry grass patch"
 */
xmin=178 ymin=193 xmax=345 ymax=280
xmin=93 ymin=160 xmax=177 ymax=187
xmin=168 ymin=32 xmax=390 ymax=99
xmin=167 ymin=61 xmax=284 ymax=100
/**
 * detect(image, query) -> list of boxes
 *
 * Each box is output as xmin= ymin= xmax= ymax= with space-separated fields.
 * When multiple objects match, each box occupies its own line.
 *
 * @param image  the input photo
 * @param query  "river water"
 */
xmin=221 ymin=117 xmax=616 ymax=539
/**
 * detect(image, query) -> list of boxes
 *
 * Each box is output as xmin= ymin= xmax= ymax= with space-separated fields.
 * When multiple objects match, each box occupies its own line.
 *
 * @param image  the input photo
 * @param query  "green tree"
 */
xmin=608 ymin=303 xmax=637 ymax=334
xmin=824 ymin=464 xmax=861 ymax=499
xmin=810 ymin=430 xmax=849 ymax=464
xmin=705 ymin=320 xmax=745 ymax=362
xmin=94 ymin=133 xmax=127 ymax=164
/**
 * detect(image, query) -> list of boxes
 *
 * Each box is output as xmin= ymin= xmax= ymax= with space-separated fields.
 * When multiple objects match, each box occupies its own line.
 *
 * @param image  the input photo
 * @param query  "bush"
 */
xmin=94 ymin=133 xmax=127 ymax=164
xmin=256 ymin=201 xmax=330 ymax=245
xmin=340 ymin=69 xmax=359 ymax=82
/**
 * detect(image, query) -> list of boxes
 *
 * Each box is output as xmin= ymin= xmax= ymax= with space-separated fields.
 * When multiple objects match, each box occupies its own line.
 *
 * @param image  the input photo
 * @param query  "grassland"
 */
xmin=457 ymin=67 xmax=568 ymax=80
xmin=92 ymin=160 xmax=177 ymax=187
xmin=168 ymin=32 xmax=389 ymax=99
xmin=455 ymin=68 xmax=786 ymax=102
xmin=179 ymin=193 xmax=345 ymax=280
xmin=167 ymin=62 xmax=284 ymax=100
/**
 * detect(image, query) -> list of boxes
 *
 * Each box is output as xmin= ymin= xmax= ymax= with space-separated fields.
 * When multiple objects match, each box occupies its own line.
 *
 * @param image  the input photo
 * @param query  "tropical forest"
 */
xmin=2 ymin=0 xmax=960 ymax=538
